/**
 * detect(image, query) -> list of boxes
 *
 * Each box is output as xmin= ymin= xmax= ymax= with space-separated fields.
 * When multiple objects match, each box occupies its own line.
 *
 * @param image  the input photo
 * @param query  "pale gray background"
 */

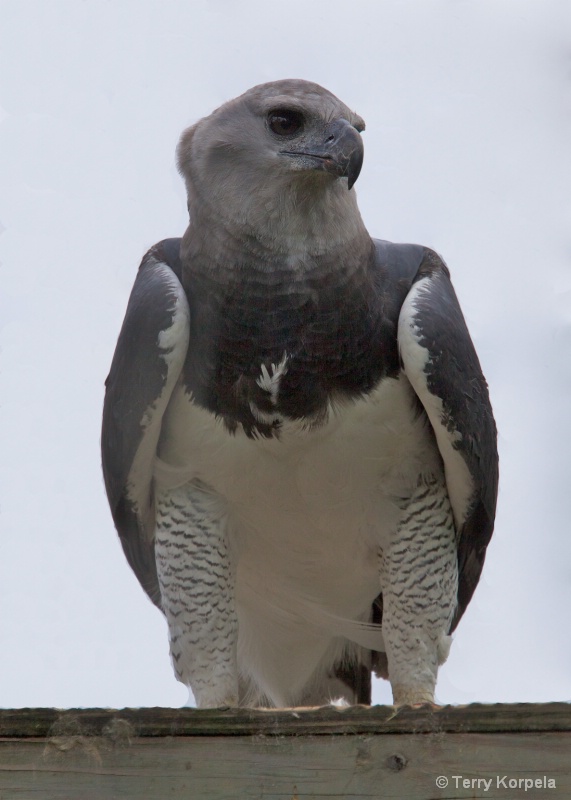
xmin=1 ymin=0 xmax=569 ymax=708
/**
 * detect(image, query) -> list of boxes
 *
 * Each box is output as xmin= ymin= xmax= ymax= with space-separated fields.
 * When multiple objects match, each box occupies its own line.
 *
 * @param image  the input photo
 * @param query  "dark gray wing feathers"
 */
xmin=397 ymin=247 xmax=498 ymax=631
xmin=102 ymin=238 xmax=188 ymax=606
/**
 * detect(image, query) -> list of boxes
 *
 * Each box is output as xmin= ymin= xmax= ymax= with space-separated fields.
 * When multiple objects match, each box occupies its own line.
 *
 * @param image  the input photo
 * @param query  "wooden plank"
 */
xmin=1 ymin=702 xmax=570 ymax=738
xmin=1 ymin=706 xmax=569 ymax=798
xmin=0 ymin=730 xmax=569 ymax=799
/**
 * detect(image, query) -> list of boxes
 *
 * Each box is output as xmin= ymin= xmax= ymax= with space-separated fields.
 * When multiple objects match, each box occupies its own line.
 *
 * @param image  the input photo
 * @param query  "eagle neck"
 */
xmin=181 ymin=203 xmax=373 ymax=294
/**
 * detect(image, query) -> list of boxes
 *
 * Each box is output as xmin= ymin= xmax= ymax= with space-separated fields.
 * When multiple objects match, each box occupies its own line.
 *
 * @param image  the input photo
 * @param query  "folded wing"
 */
xmin=101 ymin=238 xmax=189 ymax=605
xmin=398 ymin=249 xmax=499 ymax=630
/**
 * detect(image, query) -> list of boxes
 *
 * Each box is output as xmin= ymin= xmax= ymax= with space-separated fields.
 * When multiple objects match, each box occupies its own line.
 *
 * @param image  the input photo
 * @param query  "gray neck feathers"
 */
xmin=181 ymin=177 xmax=370 ymax=288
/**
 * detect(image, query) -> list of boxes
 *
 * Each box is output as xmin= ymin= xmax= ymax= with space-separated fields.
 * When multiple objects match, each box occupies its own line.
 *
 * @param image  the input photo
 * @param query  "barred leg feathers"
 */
xmin=381 ymin=474 xmax=458 ymax=706
xmin=155 ymin=482 xmax=239 ymax=708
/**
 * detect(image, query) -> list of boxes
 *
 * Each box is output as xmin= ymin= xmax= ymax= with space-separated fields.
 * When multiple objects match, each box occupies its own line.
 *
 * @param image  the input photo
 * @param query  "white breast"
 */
xmin=155 ymin=373 xmax=444 ymax=704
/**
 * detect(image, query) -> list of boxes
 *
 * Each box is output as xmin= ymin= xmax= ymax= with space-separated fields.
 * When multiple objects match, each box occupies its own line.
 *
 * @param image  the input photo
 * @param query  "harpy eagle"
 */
xmin=102 ymin=79 xmax=498 ymax=707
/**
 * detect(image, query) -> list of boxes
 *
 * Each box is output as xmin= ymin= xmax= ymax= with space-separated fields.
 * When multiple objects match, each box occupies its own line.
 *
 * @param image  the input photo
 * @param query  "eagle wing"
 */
xmin=101 ymin=238 xmax=189 ymax=606
xmin=397 ymin=248 xmax=499 ymax=631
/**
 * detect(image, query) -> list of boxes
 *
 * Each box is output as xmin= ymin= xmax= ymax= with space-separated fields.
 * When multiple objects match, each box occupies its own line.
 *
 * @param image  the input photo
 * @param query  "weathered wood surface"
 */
xmin=2 ymin=701 xmax=570 ymax=737
xmin=1 ymin=704 xmax=570 ymax=799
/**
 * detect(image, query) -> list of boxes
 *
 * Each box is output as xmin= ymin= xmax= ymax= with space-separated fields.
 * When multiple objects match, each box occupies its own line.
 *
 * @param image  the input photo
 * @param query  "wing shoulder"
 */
xmin=101 ymin=238 xmax=189 ymax=604
xmin=397 ymin=248 xmax=499 ymax=629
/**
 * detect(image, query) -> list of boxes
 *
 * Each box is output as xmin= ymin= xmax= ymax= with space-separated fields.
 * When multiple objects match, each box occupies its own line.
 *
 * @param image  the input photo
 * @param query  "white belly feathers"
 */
xmin=154 ymin=373 xmax=445 ymax=704
xmin=156 ymin=374 xmax=441 ymax=599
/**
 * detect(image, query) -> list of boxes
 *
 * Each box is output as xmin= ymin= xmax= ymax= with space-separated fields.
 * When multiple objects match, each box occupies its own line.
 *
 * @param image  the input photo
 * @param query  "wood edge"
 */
xmin=0 ymin=702 xmax=570 ymax=739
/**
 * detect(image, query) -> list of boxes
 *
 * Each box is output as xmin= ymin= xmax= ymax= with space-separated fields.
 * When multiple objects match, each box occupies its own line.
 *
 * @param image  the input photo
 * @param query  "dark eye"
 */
xmin=268 ymin=109 xmax=304 ymax=136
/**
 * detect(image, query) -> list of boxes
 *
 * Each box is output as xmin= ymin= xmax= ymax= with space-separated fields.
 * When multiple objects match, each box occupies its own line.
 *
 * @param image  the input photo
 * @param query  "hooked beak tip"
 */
xmin=346 ymin=147 xmax=363 ymax=190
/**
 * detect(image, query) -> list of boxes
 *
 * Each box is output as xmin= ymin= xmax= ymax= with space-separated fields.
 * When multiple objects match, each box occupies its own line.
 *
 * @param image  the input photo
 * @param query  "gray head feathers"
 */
xmin=176 ymin=79 xmax=367 ymax=252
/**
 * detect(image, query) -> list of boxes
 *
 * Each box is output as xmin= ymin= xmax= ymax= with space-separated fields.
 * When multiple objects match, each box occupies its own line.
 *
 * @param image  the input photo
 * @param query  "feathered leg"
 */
xmin=155 ymin=481 xmax=238 ymax=707
xmin=381 ymin=474 xmax=458 ymax=706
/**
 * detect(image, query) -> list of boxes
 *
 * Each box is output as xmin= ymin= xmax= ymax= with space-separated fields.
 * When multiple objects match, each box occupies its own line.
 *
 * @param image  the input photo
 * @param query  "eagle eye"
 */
xmin=268 ymin=109 xmax=304 ymax=137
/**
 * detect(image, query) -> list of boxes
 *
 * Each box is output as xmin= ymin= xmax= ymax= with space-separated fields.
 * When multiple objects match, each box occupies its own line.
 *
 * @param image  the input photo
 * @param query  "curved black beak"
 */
xmin=317 ymin=118 xmax=364 ymax=190
xmin=280 ymin=118 xmax=364 ymax=190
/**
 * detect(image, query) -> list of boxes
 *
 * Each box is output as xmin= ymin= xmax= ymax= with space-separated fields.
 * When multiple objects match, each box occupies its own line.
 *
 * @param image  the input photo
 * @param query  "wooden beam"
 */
xmin=2 ymin=702 xmax=570 ymax=737
xmin=1 ymin=704 xmax=569 ymax=799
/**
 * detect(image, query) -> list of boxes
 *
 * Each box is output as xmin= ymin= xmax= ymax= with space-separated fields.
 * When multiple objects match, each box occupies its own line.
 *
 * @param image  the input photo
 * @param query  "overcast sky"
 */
xmin=1 ymin=0 xmax=570 ymax=709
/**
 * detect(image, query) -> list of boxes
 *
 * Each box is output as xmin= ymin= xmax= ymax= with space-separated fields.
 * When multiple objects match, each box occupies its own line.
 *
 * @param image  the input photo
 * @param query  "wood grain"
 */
xmin=1 ymin=702 xmax=570 ymax=737
xmin=1 ymin=705 xmax=569 ymax=799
